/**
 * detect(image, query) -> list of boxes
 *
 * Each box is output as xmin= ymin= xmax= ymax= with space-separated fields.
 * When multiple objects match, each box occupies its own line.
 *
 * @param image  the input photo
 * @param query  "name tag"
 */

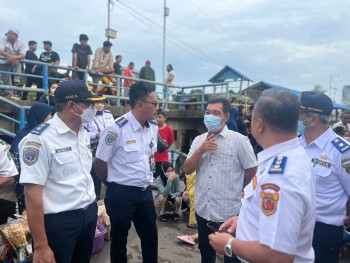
xmin=125 ymin=140 xmax=136 ymax=145
xmin=55 ymin=147 xmax=72 ymax=154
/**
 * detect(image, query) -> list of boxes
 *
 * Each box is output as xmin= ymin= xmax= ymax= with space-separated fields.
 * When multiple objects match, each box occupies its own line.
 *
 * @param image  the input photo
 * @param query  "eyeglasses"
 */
xmin=141 ymin=101 xmax=158 ymax=108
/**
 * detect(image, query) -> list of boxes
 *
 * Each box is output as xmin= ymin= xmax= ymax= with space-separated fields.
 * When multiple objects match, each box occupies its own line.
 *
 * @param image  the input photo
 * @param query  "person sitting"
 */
xmin=154 ymin=162 xmax=181 ymax=222
xmin=39 ymin=81 xmax=58 ymax=108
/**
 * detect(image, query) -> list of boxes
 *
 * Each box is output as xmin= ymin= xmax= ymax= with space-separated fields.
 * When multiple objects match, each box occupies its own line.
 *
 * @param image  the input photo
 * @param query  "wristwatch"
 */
xmin=224 ymin=237 xmax=235 ymax=257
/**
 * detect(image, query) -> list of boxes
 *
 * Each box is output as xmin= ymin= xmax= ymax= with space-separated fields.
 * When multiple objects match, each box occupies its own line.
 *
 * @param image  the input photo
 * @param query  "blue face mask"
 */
xmin=297 ymin=115 xmax=312 ymax=134
xmin=204 ymin=115 xmax=223 ymax=132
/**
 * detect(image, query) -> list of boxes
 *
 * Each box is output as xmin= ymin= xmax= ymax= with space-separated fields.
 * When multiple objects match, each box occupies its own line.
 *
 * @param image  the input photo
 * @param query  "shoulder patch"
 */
xmin=268 ymin=156 xmax=287 ymax=174
xmin=30 ymin=123 xmax=50 ymax=135
xmin=331 ymin=137 xmax=350 ymax=153
xmin=149 ymin=120 xmax=157 ymax=125
xmin=115 ymin=117 xmax=128 ymax=127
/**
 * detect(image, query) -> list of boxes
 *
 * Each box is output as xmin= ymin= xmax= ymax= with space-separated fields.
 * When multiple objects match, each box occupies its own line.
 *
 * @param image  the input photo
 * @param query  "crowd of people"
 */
xmin=0 ymin=27 xmax=176 ymax=101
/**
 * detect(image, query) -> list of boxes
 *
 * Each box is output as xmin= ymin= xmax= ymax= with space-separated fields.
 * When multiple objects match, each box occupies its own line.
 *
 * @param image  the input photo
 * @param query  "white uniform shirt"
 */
xmin=96 ymin=111 xmax=158 ymax=187
xmin=187 ymin=126 xmax=257 ymax=222
xmin=0 ymin=37 xmax=26 ymax=64
xmin=237 ymin=138 xmax=316 ymax=263
xmin=83 ymin=110 xmax=115 ymax=143
xmin=19 ymin=114 xmax=95 ymax=214
xmin=332 ymin=121 xmax=350 ymax=131
xmin=0 ymin=140 xmax=18 ymax=201
xmin=300 ymin=128 xmax=350 ymax=226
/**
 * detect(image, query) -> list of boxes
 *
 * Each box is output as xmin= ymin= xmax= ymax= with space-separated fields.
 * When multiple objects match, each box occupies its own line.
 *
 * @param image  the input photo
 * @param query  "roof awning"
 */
xmin=208 ymin=65 xmax=252 ymax=83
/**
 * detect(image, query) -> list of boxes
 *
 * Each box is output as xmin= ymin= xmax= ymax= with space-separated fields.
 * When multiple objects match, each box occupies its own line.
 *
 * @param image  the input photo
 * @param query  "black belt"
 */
xmin=108 ymin=182 xmax=149 ymax=192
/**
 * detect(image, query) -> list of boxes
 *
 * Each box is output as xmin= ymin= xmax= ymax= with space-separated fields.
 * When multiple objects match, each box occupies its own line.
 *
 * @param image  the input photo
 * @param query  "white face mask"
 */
xmin=73 ymin=103 xmax=97 ymax=124
xmin=50 ymin=88 xmax=56 ymax=94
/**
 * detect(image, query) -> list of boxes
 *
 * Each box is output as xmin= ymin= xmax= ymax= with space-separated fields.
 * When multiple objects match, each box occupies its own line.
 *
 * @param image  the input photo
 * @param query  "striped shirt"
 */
xmin=187 ymin=126 xmax=257 ymax=222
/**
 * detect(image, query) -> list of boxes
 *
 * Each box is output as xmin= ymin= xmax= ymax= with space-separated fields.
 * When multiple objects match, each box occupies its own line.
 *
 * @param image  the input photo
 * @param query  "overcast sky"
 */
xmin=2 ymin=0 xmax=350 ymax=102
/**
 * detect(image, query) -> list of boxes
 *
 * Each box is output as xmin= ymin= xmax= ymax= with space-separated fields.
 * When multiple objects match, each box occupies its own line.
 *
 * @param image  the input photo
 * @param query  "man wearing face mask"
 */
xmin=84 ymin=95 xmax=114 ymax=198
xmin=183 ymin=97 xmax=258 ymax=263
xmin=298 ymin=91 xmax=350 ymax=263
xmin=19 ymin=80 xmax=105 ymax=263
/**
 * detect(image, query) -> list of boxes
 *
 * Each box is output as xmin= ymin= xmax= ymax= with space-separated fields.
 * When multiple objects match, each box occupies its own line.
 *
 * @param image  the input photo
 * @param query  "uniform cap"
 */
xmin=55 ymin=80 xmax=106 ymax=103
xmin=300 ymin=91 xmax=333 ymax=116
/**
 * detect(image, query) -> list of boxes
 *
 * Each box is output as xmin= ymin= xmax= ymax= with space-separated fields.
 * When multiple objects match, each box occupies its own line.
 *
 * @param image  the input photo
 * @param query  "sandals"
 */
xmin=177 ymin=235 xmax=195 ymax=245
xmin=173 ymin=213 xmax=180 ymax=221
xmin=159 ymin=215 xmax=167 ymax=222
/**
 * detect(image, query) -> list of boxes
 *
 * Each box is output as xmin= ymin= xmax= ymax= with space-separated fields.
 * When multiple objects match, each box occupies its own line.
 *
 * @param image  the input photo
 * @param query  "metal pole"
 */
xmin=107 ymin=0 xmax=111 ymax=41
xmin=163 ymin=0 xmax=167 ymax=82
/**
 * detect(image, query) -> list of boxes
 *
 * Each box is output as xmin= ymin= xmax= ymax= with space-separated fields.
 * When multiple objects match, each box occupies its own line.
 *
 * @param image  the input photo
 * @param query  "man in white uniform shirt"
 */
xmin=332 ymin=110 xmax=350 ymax=132
xmin=184 ymin=97 xmax=257 ymax=263
xmin=19 ymin=80 xmax=105 ymax=263
xmin=0 ymin=139 xmax=18 ymax=224
xmin=94 ymin=81 xmax=159 ymax=263
xmin=298 ymin=91 xmax=350 ymax=263
xmin=209 ymin=89 xmax=316 ymax=263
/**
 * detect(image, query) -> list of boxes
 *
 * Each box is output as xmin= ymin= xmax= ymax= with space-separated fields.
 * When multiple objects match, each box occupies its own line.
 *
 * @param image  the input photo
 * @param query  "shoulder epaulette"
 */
xmin=0 ymin=139 xmax=5 ymax=145
xmin=115 ymin=116 xmax=128 ymax=127
xmin=30 ymin=123 xmax=50 ymax=135
xmin=331 ymin=137 xmax=350 ymax=153
xmin=149 ymin=120 xmax=157 ymax=125
xmin=103 ymin=110 xmax=111 ymax=113
xmin=268 ymin=156 xmax=287 ymax=174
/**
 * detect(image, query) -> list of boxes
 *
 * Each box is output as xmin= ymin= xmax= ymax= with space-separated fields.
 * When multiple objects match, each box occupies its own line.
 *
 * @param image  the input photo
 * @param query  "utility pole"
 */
xmin=329 ymin=74 xmax=339 ymax=101
xmin=107 ymin=0 xmax=111 ymax=41
xmin=163 ymin=0 xmax=169 ymax=82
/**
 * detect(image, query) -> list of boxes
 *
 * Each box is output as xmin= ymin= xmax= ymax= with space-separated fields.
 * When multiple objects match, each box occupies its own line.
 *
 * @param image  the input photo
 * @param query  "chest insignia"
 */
xmin=55 ymin=147 xmax=72 ymax=154
xmin=311 ymin=158 xmax=331 ymax=168
xmin=332 ymin=137 xmax=350 ymax=153
xmin=30 ymin=123 xmax=50 ymax=135
xmin=268 ymin=156 xmax=287 ymax=174
xmin=260 ymin=183 xmax=280 ymax=216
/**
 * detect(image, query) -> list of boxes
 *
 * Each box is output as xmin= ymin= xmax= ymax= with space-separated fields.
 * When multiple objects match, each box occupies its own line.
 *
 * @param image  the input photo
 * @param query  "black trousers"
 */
xmin=21 ymin=75 xmax=38 ymax=100
xmin=313 ymin=221 xmax=343 ymax=263
xmin=196 ymin=213 xmax=240 ymax=263
xmin=105 ymin=183 xmax=158 ymax=263
xmin=0 ymin=199 xmax=16 ymax=224
xmin=44 ymin=202 xmax=97 ymax=263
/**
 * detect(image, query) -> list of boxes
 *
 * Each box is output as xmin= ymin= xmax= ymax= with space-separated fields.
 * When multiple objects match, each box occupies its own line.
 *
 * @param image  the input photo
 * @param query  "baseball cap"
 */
xmin=300 ymin=91 xmax=333 ymax=116
xmin=55 ymin=80 xmax=106 ymax=103
xmin=146 ymin=60 xmax=151 ymax=65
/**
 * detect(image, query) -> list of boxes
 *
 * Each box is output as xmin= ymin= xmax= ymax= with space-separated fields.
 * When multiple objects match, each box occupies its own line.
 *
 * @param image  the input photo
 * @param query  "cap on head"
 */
xmin=6 ymin=27 xmax=20 ymax=36
xmin=79 ymin=34 xmax=88 ymax=41
xmin=103 ymin=41 xmax=112 ymax=47
xmin=146 ymin=60 xmax=151 ymax=65
xmin=55 ymin=80 xmax=106 ymax=103
xmin=300 ymin=91 xmax=333 ymax=116
xmin=43 ymin=41 xmax=52 ymax=46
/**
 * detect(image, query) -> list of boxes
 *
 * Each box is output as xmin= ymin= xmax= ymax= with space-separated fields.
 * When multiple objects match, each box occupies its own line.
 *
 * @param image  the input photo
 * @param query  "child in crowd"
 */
xmin=154 ymin=162 xmax=181 ymax=222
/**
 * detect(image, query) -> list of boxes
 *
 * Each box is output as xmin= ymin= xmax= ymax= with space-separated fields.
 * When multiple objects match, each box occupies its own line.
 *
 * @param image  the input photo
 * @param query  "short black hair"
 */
xmin=103 ymin=41 xmax=112 ymax=47
xmin=55 ymin=102 xmax=67 ymax=113
xmin=254 ymin=89 xmax=300 ymax=134
xmin=79 ymin=34 xmax=88 ymax=41
xmin=28 ymin=40 xmax=37 ymax=46
xmin=128 ymin=62 xmax=135 ymax=67
xmin=157 ymin=108 xmax=167 ymax=117
xmin=129 ymin=81 xmax=156 ymax=109
xmin=116 ymin=55 xmax=122 ymax=60
xmin=207 ymin=97 xmax=231 ymax=114
xmin=43 ymin=41 xmax=52 ymax=46
xmin=333 ymin=126 xmax=346 ymax=136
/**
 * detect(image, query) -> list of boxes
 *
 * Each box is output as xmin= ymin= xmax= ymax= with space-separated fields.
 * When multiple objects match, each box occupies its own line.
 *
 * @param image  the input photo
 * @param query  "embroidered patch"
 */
xmin=55 ymin=147 xmax=72 ymax=154
xmin=23 ymin=147 xmax=39 ymax=166
xmin=24 ymin=141 xmax=42 ymax=148
xmin=268 ymin=156 xmax=287 ymax=174
xmin=125 ymin=140 xmax=136 ymax=145
xmin=105 ymin=134 xmax=116 ymax=146
xmin=115 ymin=117 xmax=128 ymax=127
xmin=311 ymin=158 xmax=331 ymax=168
xmin=108 ymin=130 xmax=118 ymax=137
xmin=30 ymin=123 xmax=50 ymax=135
xmin=260 ymin=183 xmax=280 ymax=216
xmin=342 ymin=163 xmax=350 ymax=174
xmin=342 ymin=158 xmax=350 ymax=164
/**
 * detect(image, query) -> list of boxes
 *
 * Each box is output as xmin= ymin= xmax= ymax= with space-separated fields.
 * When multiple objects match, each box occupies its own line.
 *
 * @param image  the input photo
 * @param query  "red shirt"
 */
xmin=123 ymin=67 xmax=134 ymax=87
xmin=155 ymin=125 xmax=174 ymax=162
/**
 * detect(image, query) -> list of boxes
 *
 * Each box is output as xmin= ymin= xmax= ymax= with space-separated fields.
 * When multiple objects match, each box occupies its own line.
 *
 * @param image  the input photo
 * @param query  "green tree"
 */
xmin=310 ymin=84 xmax=327 ymax=94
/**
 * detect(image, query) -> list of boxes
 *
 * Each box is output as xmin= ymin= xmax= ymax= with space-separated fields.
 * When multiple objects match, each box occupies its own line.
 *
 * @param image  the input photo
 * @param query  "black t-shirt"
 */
xmin=24 ymin=50 xmax=38 ymax=73
xmin=39 ymin=51 xmax=60 ymax=64
xmin=114 ymin=62 xmax=122 ymax=75
xmin=71 ymin=43 xmax=92 ymax=69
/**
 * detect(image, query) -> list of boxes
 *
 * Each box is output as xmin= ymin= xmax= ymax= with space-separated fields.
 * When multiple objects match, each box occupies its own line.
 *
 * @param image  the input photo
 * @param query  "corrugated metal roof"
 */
xmin=208 ymin=65 xmax=252 ymax=83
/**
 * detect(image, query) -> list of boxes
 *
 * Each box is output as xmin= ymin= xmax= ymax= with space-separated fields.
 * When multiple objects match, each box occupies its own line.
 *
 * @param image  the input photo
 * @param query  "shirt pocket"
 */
xmin=313 ymin=165 xmax=332 ymax=192
xmin=123 ymin=143 xmax=141 ymax=162
xmin=53 ymin=153 xmax=78 ymax=181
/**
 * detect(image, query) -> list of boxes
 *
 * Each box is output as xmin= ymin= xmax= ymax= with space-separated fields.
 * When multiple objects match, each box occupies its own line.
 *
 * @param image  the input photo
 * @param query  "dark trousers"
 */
xmin=105 ymin=183 xmax=158 ymax=263
xmin=21 ymin=75 xmax=37 ymax=100
xmin=73 ymin=71 xmax=86 ymax=81
xmin=44 ymin=202 xmax=97 ymax=263
xmin=90 ymin=165 xmax=101 ymax=199
xmin=313 ymin=221 xmax=343 ymax=263
xmin=196 ymin=213 xmax=240 ymax=263
xmin=0 ymin=199 xmax=16 ymax=224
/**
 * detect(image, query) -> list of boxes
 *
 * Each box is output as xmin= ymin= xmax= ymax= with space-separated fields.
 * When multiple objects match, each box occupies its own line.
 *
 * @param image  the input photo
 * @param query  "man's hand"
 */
xmin=33 ymin=244 xmax=56 ymax=263
xmin=31 ymin=66 xmax=37 ymax=74
xmin=6 ymin=55 xmax=17 ymax=63
xmin=209 ymin=232 xmax=232 ymax=255
xmin=219 ymin=216 xmax=238 ymax=234
xmin=96 ymin=132 xmax=100 ymax=138
xmin=198 ymin=134 xmax=218 ymax=154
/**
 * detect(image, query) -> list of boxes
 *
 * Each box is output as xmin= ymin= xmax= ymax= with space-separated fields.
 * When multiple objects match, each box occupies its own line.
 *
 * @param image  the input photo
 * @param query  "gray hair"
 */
xmin=306 ymin=112 xmax=330 ymax=125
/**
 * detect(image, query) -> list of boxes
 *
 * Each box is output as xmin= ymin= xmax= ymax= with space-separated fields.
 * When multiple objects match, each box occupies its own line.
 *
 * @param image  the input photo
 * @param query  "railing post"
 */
xmin=164 ymin=84 xmax=169 ymax=110
xmin=116 ymin=77 xmax=121 ymax=107
xmin=201 ymin=86 xmax=205 ymax=110
xmin=43 ymin=65 xmax=48 ymax=92
xmin=84 ymin=71 xmax=88 ymax=81
xmin=19 ymin=108 xmax=25 ymax=129
xmin=180 ymin=87 xmax=185 ymax=110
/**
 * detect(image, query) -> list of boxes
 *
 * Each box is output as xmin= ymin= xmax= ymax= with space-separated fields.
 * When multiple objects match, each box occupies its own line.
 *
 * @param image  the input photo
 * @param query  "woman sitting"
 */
xmin=154 ymin=162 xmax=181 ymax=222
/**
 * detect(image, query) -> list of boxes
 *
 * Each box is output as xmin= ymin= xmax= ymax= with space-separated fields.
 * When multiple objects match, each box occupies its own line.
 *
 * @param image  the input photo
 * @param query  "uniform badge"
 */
xmin=311 ymin=158 xmax=331 ymax=168
xmin=260 ymin=183 xmax=280 ymax=216
xmin=252 ymin=176 xmax=257 ymax=190
xmin=23 ymin=147 xmax=39 ymax=166
xmin=105 ymin=134 xmax=116 ymax=146
xmin=30 ymin=123 xmax=50 ymax=135
xmin=320 ymin=153 xmax=327 ymax=160
xmin=268 ymin=156 xmax=287 ymax=174
xmin=332 ymin=137 xmax=350 ymax=153
xmin=342 ymin=163 xmax=350 ymax=174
